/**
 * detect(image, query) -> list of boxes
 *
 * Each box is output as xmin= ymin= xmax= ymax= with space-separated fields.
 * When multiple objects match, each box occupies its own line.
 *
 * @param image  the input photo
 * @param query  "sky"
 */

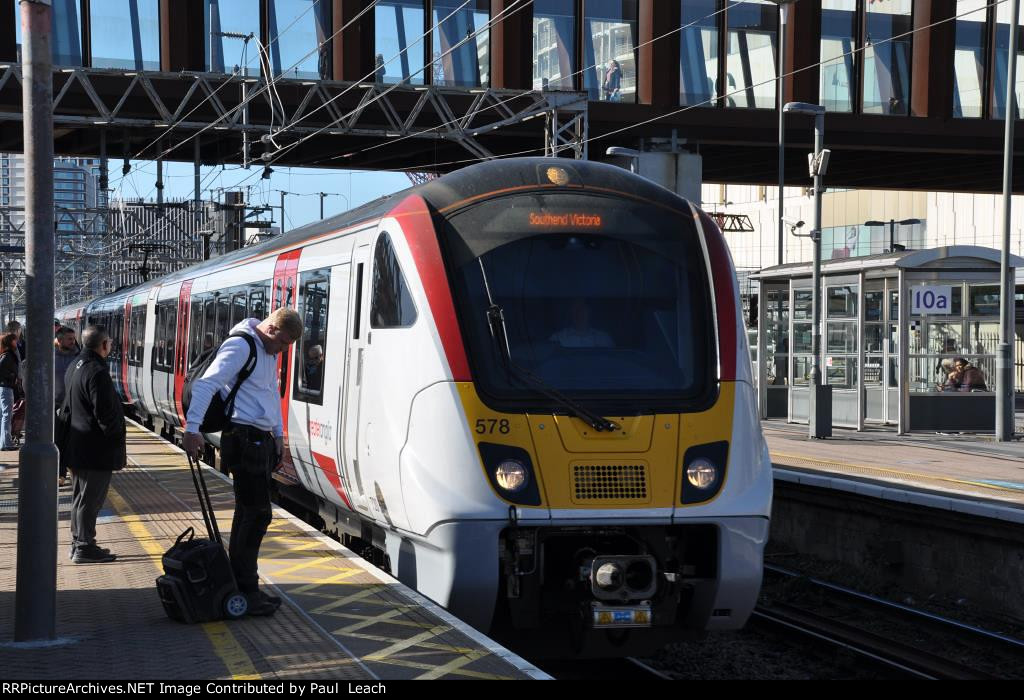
xmin=107 ymin=159 xmax=412 ymax=233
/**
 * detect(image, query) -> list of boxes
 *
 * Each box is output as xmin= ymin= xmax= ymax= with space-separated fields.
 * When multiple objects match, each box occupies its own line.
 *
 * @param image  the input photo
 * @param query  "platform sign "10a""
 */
xmin=911 ymin=285 xmax=952 ymax=315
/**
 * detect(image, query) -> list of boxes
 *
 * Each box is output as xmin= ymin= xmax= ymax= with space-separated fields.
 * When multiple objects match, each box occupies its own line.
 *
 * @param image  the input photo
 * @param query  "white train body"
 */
xmin=60 ymin=159 xmax=772 ymax=657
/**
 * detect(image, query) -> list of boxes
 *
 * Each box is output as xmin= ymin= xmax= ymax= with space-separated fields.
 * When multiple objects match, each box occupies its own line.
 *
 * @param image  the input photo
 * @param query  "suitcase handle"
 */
xmin=174 ymin=527 xmax=195 ymax=548
xmin=187 ymin=454 xmax=222 ymax=545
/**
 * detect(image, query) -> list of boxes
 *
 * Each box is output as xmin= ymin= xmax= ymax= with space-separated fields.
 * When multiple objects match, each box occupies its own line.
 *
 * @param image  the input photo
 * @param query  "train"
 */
xmin=58 ymin=158 xmax=772 ymax=657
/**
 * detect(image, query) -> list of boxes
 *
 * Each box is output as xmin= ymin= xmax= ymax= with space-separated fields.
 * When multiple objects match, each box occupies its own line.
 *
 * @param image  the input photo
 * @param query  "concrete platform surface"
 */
xmin=765 ymin=421 xmax=1024 ymax=510
xmin=0 ymin=424 xmax=548 ymax=680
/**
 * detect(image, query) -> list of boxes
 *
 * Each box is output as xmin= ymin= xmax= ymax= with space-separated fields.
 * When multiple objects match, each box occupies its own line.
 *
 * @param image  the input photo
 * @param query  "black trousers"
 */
xmin=70 ymin=468 xmax=113 ymax=548
xmin=220 ymin=424 xmax=277 ymax=594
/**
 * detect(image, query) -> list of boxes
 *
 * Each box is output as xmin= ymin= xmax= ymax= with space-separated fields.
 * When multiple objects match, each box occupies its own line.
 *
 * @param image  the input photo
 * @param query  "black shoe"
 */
xmin=70 ymin=545 xmax=109 ymax=561
xmin=245 ymin=590 xmax=281 ymax=616
xmin=72 ymin=546 xmax=116 ymax=564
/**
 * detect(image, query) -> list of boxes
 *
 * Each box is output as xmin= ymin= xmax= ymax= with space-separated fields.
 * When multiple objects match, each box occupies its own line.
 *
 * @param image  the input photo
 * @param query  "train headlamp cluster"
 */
xmin=686 ymin=458 xmax=719 ymax=490
xmin=495 ymin=459 xmax=529 ymax=492
xmin=588 ymin=555 xmax=657 ymax=601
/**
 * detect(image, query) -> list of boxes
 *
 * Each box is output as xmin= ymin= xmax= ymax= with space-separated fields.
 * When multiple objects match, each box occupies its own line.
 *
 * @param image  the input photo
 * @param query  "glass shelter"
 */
xmin=754 ymin=247 xmax=1023 ymax=434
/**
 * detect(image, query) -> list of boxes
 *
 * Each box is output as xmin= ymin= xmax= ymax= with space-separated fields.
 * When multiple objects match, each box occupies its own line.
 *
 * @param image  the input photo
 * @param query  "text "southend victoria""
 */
xmin=528 ymin=212 xmax=603 ymax=228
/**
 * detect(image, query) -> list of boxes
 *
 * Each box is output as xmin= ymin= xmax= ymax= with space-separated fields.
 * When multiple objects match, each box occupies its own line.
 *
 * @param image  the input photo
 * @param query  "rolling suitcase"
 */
xmin=156 ymin=454 xmax=248 ymax=623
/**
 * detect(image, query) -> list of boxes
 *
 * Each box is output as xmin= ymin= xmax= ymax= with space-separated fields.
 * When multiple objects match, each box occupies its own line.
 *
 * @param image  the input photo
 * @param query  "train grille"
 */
xmin=572 ymin=464 xmax=648 ymax=501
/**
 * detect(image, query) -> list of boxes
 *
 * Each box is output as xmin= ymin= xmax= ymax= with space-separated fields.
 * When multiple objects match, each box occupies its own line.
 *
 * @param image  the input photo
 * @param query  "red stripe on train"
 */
xmin=698 ymin=210 xmax=738 ymax=382
xmin=389 ymin=194 xmax=471 ymax=382
xmin=312 ymin=452 xmax=352 ymax=510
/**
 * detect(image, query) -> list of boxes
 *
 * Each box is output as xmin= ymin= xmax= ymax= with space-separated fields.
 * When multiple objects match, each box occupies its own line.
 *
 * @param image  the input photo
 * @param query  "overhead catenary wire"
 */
xmin=319 ymin=0 xmax=1013 ymax=175
xmin=318 ymin=0 xmax=744 ymax=166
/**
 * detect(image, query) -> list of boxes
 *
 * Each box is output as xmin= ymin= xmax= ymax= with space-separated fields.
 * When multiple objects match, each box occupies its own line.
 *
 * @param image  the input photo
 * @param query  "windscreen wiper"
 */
xmin=484 ymin=302 xmax=619 ymax=433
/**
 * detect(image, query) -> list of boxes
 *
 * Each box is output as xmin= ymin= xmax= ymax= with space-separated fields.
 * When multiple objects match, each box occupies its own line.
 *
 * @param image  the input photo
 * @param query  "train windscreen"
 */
xmin=439 ymin=192 xmax=716 ymax=412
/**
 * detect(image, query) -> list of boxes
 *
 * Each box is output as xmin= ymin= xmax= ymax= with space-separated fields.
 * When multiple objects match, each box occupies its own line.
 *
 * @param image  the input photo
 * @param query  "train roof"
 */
xmin=60 ymin=158 xmax=695 ymax=314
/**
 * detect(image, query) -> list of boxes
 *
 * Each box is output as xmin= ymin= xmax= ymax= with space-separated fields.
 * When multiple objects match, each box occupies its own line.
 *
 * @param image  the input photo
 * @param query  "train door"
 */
xmin=271 ymin=251 xmax=301 ymax=482
xmin=291 ymin=258 xmax=353 ymax=510
xmin=140 ymin=287 xmax=160 ymax=418
xmin=172 ymin=280 xmax=194 ymax=427
xmin=120 ymin=301 xmax=133 ymax=403
xmin=341 ymin=233 xmax=373 ymax=515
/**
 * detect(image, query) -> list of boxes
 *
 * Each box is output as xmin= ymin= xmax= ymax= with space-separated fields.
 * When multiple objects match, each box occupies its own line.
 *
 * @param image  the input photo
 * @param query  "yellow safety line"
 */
xmin=107 ymin=485 xmax=261 ymax=680
xmin=771 ymin=450 xmax=1024 ymax=495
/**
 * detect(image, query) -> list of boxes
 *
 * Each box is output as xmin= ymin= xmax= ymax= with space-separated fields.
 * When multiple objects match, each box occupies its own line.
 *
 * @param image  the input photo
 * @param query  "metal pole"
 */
xmin=15 ymin=0 xmax=57 ymax=642
xmin=889 ymin=218 xmax=895 ymax=252
xmin=777 ymin=3 xmax=788 ymax=266
xmin=997 ymin=0 xmax=1020 ymax=441
xmin=319 ymin=192 xmax=325 ymax=220
xmin=194 ymin=137 xmax=201 ymax=223
xmin=156 ymin=148 xmax=164 ymax=214
xmin=809 ymin=111 xmax=825 ymax=439
xmin=280 ymin=191 xmax=286 ymax=234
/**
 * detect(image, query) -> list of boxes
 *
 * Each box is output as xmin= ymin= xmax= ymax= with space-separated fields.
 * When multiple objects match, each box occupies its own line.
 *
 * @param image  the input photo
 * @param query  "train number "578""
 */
xmin=475 ymin=419 xmax=511 ymax=435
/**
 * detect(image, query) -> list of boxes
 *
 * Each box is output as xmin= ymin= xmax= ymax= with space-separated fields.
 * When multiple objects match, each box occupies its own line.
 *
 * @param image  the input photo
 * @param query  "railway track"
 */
xmin=754 ymin=564 xmax=1024 ymax=679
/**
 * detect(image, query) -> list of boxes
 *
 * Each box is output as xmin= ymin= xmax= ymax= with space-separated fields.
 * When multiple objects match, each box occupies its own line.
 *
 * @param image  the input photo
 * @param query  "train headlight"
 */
xmin=686 ymin=458 xmax=718 ymax=490
xmin=495 ymin=459 xmax=529 ymax=492
xmin=594 ymin=562 xmax=623 ymax=592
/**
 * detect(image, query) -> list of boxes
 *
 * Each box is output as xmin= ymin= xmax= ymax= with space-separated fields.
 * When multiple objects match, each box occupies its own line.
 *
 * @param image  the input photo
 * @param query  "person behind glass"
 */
xmin=936 ymin=366 xmax=962 ymax=392
xmin=0 ymin=333 xmax=19 ymax=452
xmin=602 ymin=59 xmax=622 ymax=102
xmin=54 ymin=326 xmax=80 ymax=485
xmin=954 ymin=357 xmax=987 ymax=391
xmin=65 ymin=325 xmax=125 ymax=563
xmin=183 ymin=308 xmax=303 ymax=616
xmin=550 ymin=299 xmax=614 ymax=348
xmin=303 ymin=344 xmax=324 ymax=393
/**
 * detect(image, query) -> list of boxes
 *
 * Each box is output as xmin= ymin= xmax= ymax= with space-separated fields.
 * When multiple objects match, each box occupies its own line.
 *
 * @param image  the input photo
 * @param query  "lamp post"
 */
xmin=769 ymin=0 xmax=799 ymax=266
xmin=864 ymin=218 xmax=922 ymax=253
xmin=784 ymin=101 xmax=830 ymax=439
xmin=997 ymin=0 xmax=1020 ymax=442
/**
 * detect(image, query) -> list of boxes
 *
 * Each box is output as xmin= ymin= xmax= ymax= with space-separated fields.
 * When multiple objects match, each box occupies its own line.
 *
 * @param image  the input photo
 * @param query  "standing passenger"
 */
xmin=183 ymin=308 xmax=302 ymax=616
xmin=0 ymin=333 xmax=19 ymax=451
xmin=54 ymin=326 xmax=80 ymax=486
xmin=65 ymin=325 xmax=125 ymax=563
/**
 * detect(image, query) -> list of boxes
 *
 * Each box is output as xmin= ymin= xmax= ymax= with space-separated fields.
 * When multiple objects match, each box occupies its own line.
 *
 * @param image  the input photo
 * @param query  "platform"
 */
xmin=0 ymin=424 xmax=548 ymax=681
xmin=765 ymin=421 xmax=1024 ymax=519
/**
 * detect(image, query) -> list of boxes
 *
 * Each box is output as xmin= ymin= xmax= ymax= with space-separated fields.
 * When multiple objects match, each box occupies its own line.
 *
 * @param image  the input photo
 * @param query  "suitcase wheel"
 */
xmin=223 ymin=592 xmax=248 ymax=619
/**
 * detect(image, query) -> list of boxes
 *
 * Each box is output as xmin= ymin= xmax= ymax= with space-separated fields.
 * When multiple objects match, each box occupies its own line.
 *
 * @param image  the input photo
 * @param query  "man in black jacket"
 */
xmin=63 ymin=325 xmax=126 ymax=564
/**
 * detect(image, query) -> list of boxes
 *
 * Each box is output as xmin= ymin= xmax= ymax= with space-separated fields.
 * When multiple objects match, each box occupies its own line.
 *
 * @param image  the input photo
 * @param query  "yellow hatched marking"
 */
xmin=415 ymin=650 xmax=493 ymax=680
xmin=281 ymin=570 xmax=367 ymax=597
xmin=106 ymin=486 xmax=260 ymax=681
xmin=306 ymin=585 xmax=392 ymax=612
xmin=772 ymin=450 xmax=1024 ymax=495
xmin=363 ymin=625 xmax=451 ymax=661
xmin=371 ymin=655 xmax=512 ymax=680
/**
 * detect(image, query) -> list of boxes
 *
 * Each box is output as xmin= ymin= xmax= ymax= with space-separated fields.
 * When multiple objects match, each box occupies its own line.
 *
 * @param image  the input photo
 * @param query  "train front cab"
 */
xmin=419 ymin=163 xmax=773 ymax=657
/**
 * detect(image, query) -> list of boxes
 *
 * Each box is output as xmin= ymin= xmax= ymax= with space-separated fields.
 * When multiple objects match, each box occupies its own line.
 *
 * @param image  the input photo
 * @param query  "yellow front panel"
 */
xmin=678 ymin=382 xmax=736 ymax=507
xmin=530 ymin=414 xmax=679 ymax=509
xmin=456 ymin=382 xmax=737 ymax=509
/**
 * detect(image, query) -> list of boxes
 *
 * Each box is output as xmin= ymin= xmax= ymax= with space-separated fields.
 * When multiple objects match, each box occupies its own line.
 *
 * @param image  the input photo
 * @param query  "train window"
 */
xmin=154 ymin=305 xmax=164 ymax=368
xmin=294 ymin=269 xmax=331 ymax=404
xmin=131 ymin=306 xmax=146 ymax=366
xmin=353 ymin=263 xmax=364 ymax=340
xmin=216 ymin=293 xmax=231 ymax=341
xmin=249 ymin=287 xmax=267 ymax=319
xmin=231 ymin=292 xmax=247 ymax=326
xmin=370 ymin=232 xmax=417 ymax=329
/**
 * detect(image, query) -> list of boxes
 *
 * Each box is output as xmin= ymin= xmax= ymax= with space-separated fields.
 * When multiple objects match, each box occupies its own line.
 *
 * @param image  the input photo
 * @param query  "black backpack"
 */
xmin=182 ymin=332 xmax=258 ymax=433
